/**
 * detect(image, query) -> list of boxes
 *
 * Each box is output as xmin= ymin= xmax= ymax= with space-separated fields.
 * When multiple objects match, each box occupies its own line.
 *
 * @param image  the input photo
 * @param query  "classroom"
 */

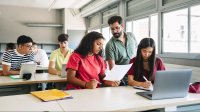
xmin=0 ymin=0 xmax=200 ymax=111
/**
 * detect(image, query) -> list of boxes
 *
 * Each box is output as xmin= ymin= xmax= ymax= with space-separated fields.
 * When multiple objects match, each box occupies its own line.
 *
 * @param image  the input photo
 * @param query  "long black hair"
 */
xmin=75 ymin=31 xmax=105 ymax=58
xmin=134 ymin=38 xmax=156 ymax=81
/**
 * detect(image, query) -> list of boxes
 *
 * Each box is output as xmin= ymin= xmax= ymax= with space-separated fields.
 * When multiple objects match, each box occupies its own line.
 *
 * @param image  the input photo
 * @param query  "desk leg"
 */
xmin=41 ymin=83 xmax=47 ymax=90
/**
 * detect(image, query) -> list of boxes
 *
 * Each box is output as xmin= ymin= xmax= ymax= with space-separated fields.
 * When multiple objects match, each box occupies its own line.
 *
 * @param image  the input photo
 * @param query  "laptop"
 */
xmin=136 ymin=69 xmax=192 ymax=100
xmin=10 ymin=63 xmax=37 ymax=79
xmin=60 ymin=64 xmax=67 ymax=78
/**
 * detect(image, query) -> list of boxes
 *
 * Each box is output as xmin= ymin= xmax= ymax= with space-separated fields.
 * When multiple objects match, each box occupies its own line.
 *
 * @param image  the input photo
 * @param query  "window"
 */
xmin=150 ymin=14 xmax=158 ymax=54
xmin=163 ymin=9 xmax=188 ymax=53
xmin=191 ymin=5 xmax=200 ymax=53
xmin=126 ymin=14 xmax=158 ymax=54
xmin=126 ymin=21 xmax=132 ymax=32
xmin=92 ymin=29 xmax=101 ymax=33
xmin=102 ymin=27 xmax=112 ymax=48
xmin=133 ymin=18 xmax=149 ymax=43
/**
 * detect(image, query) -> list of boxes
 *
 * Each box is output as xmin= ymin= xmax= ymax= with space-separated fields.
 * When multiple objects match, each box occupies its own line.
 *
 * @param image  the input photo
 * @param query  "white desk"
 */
xmin=0 ymin=66 xmax=47 ymax=73
xmin=58 ymin=86 xmax=200 ymax=111
xmin=0 ymin=73 xmax=67 ymax=95
xmin=34 ymin=73 xmax=67 ymax=83
xmin=0 ymin=75 xmax=36 ymax=86
xmin=0 ymin=94 xmax=63 ymax=111
xmin=0 ymin=73 xmax=66 ymax=86
xmin=36 ymin=66 xmax=48 ymax=71
xmin=0 ymin=86 xmax=200 ymax=111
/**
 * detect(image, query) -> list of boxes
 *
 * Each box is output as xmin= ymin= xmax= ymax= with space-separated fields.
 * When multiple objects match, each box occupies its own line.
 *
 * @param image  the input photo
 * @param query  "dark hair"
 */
xmin=134 ymin=38 xmax=156 ymax=81
xmin=6 ymin=43 xmax=16 ymax=50
xmin=108 ymin=16 xmax=123 ymax=25
xmin=17 ymin=35 xmax=33 ymax=46
xmin=75 ymin=31 xmax=105 ymax=58
xmin=58 ymin=34 xmax=68 ymax=42
xmin=32 ymin=42 xmax=37 ymax=45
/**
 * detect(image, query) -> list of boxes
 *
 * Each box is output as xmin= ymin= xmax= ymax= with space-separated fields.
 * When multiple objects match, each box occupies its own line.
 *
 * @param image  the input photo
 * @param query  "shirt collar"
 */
xmin=14 ymin=49 xmax=25 ymax=56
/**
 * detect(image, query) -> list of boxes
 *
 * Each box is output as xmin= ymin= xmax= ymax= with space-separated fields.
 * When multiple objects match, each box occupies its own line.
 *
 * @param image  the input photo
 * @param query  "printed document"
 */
xmin=104 ymin=64 xmax=132 ymax=81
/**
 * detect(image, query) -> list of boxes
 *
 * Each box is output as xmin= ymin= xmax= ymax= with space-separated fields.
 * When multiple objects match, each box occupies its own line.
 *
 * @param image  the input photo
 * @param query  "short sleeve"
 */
xmin=99 ymin=57 xmax=106 ymax=75
xmin=127 ymin=58 xmax=136 ymax=76
xmin=40 ymin=50 xmax=49 ymax=66
xmin=2 ymin=51 xmax=12 ymax=65
xmin=156 ymin=58 xmax=166 ymax=71
xmin=105 ymin=42 xmax=115 ymax=60
xmin=49 ymin=50 xmax=57 ymax=62
xmin=66 ymin=53 xmax=81 ymax=71
xmin=130 ymin=32 xmax=138 ymax=48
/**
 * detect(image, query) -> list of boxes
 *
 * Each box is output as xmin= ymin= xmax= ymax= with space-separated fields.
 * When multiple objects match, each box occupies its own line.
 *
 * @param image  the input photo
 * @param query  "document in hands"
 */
xmin=104 ymin=64 xmax=132 ymax=81
xmin=31 ymin=89 xmax=72 ymax=102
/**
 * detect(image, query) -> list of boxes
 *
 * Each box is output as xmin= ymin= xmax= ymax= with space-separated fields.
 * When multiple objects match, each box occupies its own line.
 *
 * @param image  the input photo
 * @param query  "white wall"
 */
xmin=64 ymin=8 xmax=86 ymax=31
xmin=0 ymin=5 xmax=62 ymax=43
xmin=63 ymin=8 xmax=87 ymax=49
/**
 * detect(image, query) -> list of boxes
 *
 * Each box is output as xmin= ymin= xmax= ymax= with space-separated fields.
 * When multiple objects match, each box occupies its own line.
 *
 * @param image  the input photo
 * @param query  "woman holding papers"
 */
xmin=66 ymin=32 xmax=120 ymax=89
xmin=127 ymin=38 xmax=165 ymax=89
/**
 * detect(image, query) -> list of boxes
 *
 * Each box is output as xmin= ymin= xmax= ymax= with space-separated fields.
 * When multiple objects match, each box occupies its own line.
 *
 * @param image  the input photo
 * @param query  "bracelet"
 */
xmin=85 ymin=82 xmax=87 ymax=88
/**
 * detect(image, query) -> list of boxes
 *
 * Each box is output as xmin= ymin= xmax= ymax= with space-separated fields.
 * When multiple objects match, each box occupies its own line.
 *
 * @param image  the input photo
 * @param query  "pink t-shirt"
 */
xmin=128 ymin=57 xmax=165 ymax=82
xmin=66 ymin=52 xmax=106 ymax=90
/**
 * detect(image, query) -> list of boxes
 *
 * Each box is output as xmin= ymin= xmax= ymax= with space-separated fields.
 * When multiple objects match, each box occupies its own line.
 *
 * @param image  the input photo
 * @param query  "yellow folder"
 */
xmin=31 ymin=89 xmax=72 ymax=102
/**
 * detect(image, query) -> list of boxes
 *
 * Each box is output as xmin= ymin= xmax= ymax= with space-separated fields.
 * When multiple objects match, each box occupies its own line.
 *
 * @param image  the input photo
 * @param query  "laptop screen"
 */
xmin=136 ymin=69 xmax=192 ymax=100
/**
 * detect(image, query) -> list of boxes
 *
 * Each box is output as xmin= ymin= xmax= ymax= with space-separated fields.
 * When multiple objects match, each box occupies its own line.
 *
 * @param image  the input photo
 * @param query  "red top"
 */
xmin=128 ymin=57 xmax=165 ymax=82
xmin=66 ymin=52 xmax=106 ymax=90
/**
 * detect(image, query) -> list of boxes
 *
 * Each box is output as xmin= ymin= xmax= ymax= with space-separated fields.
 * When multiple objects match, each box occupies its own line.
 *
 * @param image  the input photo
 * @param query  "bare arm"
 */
xmin=2 ymin=64 xmax=19 ymax=75
xmin=107 ymin=59 xmax=115 ymax=70
xmin=99 ymin=74 xmax=120 ymax=87
xmin=103 ymin=80 xmax=120 ymax=87
xmin=128 ymin=75 xmax=152 ymax=88
xmin=48 ymin=61 xmax=61 ymax=75
xmin=67 ymin=68 xmax=98 ymax=89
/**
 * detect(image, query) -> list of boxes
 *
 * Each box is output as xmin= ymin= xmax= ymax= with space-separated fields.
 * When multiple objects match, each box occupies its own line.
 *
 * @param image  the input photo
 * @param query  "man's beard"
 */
xmin=113 ymin=31 xmax=122 ymax=38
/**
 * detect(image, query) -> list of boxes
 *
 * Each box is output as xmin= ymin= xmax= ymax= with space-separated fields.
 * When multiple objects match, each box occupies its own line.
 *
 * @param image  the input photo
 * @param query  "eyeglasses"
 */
xmin=23 ymin=44 xmax=32 ymax=48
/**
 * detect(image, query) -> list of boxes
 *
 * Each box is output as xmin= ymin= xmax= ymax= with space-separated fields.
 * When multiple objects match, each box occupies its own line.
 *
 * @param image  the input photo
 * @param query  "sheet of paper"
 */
xmin=104 ymin=64 xmax=132 ymax=81
xmin=133 ymin=85 xmax=153 ymax=91
xmin=9 ymin=75 xmax=21 ymax=79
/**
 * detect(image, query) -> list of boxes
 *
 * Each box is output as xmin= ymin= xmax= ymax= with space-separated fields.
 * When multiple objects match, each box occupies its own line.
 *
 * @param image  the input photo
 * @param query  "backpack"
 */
xmin=189 ymin=82 xmax=200 ymax=93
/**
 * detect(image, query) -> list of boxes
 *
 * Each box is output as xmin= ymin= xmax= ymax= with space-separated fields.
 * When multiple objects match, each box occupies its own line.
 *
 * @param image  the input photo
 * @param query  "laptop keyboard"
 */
xmin=147 ymin=93 xmax=152 ymax=97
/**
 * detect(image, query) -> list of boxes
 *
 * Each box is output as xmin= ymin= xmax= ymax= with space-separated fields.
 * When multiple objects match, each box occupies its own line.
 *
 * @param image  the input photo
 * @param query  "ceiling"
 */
xmin=0 ymin=0 xmax=92 ymax=9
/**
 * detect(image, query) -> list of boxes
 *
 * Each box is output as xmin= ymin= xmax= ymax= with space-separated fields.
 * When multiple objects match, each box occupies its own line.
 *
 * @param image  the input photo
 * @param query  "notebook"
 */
xmin=31 ymin=89 xmax=72 ymax=102
xmin=136 ymin=69 xmax=192 ymax=100
xmin=10 ymin=63 xmax=36 ymax=79
xmin=133 ymin=85 xmax=153 ymax=91
xmin=60 ymin=64 xmax=67 ymax=78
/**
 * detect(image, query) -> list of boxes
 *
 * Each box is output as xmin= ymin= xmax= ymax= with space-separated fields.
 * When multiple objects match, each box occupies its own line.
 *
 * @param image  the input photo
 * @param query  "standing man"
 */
xmin=48 ymin=34 xmax=73 ymax=76
xmin=105 ymin=16 xmax=137 ymax=85
xmin=2 ymin=35 xmax=34 ymax=75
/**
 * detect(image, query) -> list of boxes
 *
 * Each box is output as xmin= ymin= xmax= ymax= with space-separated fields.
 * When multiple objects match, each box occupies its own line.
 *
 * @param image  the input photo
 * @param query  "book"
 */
xmin=31 ymin=89 xmax=72 ymax=102
xmin=9 ymin=75 xmax=21 ymax=79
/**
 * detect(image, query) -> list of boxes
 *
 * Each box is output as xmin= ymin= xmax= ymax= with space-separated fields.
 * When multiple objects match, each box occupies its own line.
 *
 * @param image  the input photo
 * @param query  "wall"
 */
xmin=64 ymin=8 xmax=86 ymax=31
xmin=63 ymin=8 xmax=87 ymax=49
xmin=165 ymin=63 xmax=200 ymax=83
xmin=0 ymin=5 xmax=63 ymax=43
xmin=0 ymin=5 xmax=88 ymax=54
xmin=67 ymin=30 xmax=86 ymax=49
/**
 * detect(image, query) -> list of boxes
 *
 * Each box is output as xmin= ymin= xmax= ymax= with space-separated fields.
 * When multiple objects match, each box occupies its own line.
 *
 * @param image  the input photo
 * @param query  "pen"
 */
xmin=143 ymin=76 xmax=148 ymax=81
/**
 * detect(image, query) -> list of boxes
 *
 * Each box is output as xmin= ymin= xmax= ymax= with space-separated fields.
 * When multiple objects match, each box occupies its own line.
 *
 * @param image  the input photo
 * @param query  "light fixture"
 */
xmin=48 ymin=0 xmax=57 ymax=11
